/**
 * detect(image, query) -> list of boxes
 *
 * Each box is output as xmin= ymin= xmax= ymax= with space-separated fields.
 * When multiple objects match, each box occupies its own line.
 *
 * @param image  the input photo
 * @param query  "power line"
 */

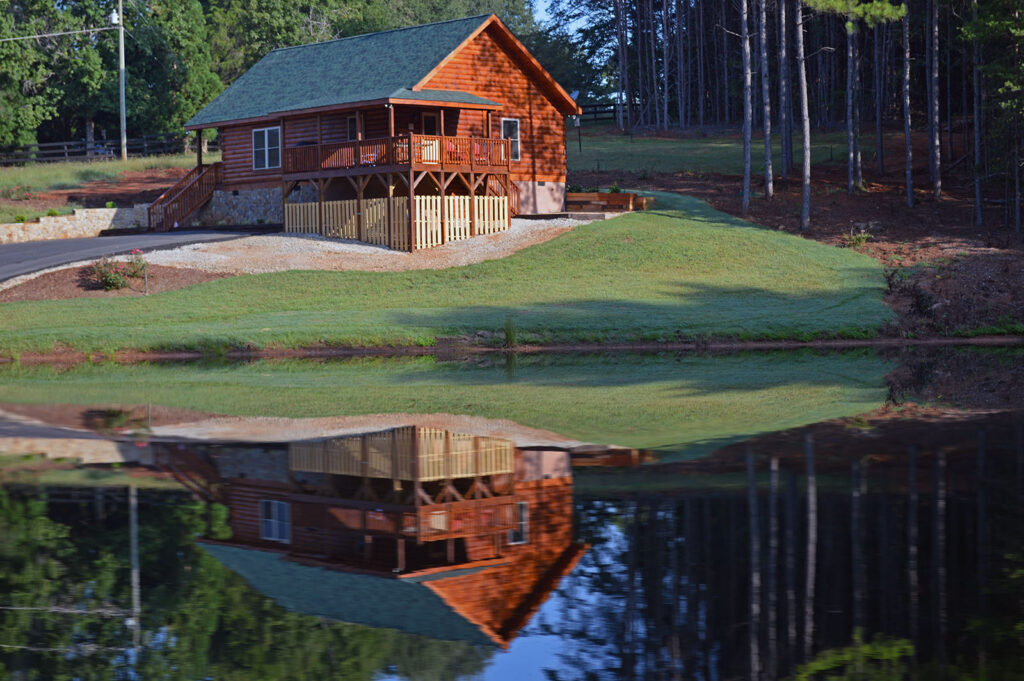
xmin=0 ymin=26 xmax=116 ymax=44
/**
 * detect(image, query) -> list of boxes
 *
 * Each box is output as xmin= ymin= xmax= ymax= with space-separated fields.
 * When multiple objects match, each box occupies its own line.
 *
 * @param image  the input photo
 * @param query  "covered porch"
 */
xmin=281 ymin=136 xmax=515 ymax=251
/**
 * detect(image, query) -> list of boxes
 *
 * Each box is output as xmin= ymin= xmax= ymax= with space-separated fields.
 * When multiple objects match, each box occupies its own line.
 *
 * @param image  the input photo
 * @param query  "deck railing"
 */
xmin=283 ymin=134 xmax=510 ymax=174
xmin=147 ymin=162 xmax=221 ymax=231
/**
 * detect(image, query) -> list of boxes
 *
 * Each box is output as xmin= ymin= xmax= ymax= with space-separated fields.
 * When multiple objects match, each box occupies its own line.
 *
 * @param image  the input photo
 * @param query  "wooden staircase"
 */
xmin=147 ymin=162 xmax=222 ymax=231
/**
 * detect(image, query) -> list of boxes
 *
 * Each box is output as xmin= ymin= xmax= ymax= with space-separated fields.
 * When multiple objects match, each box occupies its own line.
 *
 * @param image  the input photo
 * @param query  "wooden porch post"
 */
xmin=317 ymin=178 xmax=324 ymax=234
xmin=439 ymin=109 xmax=445 ymax=136
xmin=356 ymin=176 xmax=365 ymax=242
xmin=388 ymin=105 xmax=395 ymax=137
xmin=485 ymin=111 xmax=491 ymax=137
xmin=396 ymin=536 xmax=406 ymax=573
xmin=439 ymin=170 xmax=446 ymax=244
xmin=196 ymin=132 xmax=203 ymax=167
xmin=408 ymin=168 xmax=415 ymax=252
xmin=386 ymin=172 xmax=394 ymax=249
xmin=469 ymin=171 xmax=477 ymax=237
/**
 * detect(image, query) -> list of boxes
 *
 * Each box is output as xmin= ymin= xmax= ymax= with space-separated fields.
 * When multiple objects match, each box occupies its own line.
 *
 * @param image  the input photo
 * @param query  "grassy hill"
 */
xmin=0 ymin=191 xmax=890 ymax=355
xmin=0 ymin=351 xmax=890 ymax=460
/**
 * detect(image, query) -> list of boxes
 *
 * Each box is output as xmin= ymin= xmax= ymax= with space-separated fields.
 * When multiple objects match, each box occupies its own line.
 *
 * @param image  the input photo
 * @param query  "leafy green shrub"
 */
xmin=46 ymin=208 xmax=59 ymax=217
xmin=91 ymin=251 xmax=146 ymax=290
xmin=91 ymin=257 xmax=131 ymax=290
xmin=842 ymin=227 xmax=872 ymax=248
xmin=608 ymin=182 xmax=621 ymax=193
xmin=125 ymin=249 xmax=148 ymax=278
xmin=105 ymin=201 xmax=116 ymax=209
xmin=14 ymin=214 xmax=27 ymax=223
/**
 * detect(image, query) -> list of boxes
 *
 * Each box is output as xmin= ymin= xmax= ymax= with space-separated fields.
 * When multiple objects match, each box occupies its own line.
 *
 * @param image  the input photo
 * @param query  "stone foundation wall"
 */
xmin=194 ymin=186 xmax=317 ymax=226
xmin=195 ymin=187 xmax=282 ymax=226
xmin=514 ymin=181 xmax=566 ymax=215
xmin=0 ymin=205 xmax=150 ymax=245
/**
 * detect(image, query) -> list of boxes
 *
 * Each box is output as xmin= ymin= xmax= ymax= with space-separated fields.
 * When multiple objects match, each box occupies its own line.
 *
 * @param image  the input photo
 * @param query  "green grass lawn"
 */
xmin=0 ymin=351 xmax=890 ymax=460
xmin=0 ymin=203 xmax=80 ymax=225
xmin=0 ymin=152 xmax=218 ymax=194
xmin=567 ymin=129 xmax=871 ymax=176
xmin=0 ymin=191 xmax=890 ymax=355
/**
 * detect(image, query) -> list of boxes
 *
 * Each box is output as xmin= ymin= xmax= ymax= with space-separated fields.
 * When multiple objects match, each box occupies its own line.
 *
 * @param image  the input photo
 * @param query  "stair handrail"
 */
xmin=151 ymin=162 xmax=221 ymax=231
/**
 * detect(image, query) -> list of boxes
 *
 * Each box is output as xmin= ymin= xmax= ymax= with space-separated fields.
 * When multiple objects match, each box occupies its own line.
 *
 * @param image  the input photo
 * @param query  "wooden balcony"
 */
xmin=282 ymin=133 xmax=511 ymax=179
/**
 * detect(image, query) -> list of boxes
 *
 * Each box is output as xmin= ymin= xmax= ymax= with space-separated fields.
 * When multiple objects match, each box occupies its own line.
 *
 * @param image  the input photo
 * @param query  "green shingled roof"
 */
xmin=200 ymin=542 xmax=499 ymax=647
xmin=186 ymin=15 xmax=498 ymax=128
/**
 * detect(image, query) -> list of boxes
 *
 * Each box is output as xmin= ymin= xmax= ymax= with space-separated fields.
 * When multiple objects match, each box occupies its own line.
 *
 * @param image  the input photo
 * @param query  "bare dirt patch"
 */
xmin=30 ymin=167 xmax=188 ymax=209
xmin=0 ymin=264 xmax=228 ymax=302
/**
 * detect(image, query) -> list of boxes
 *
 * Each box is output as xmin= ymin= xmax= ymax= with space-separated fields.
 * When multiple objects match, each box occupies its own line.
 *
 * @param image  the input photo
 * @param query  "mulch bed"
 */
xmin=0 ymin=264 xmax=228 ymax=302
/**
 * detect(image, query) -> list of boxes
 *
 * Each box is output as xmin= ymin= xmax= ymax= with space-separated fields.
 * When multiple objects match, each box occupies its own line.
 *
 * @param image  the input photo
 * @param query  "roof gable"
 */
xmin=417 ymin=16 xmax=580 ymax=116
xmin=186 ymin=15 xmax=493 ymax=128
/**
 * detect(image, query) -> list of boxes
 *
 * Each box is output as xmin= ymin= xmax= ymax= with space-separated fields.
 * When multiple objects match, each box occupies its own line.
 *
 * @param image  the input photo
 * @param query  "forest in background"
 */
xmin=0 ymin=0 xmax=596 ymax=145
xmin=550 ymin=0 xmax=1022 ymax=229
xmin=1 ymin=0 xmax=1021 ymax=226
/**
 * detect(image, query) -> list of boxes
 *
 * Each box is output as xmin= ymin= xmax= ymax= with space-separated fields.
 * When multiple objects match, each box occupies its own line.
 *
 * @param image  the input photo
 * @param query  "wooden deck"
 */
xmin=282 ymin=133 xmax=511 ymax=179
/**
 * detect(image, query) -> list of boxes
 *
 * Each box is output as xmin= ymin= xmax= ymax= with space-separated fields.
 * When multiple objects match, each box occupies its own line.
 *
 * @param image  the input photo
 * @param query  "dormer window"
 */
xmin=252 ymin=126 xmax=280 ymax=170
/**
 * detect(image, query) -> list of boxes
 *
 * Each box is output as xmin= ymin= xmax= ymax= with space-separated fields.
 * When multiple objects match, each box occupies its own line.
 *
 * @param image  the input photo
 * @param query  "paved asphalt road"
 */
xmin=0 ymin=230 xmax=254 ymax=282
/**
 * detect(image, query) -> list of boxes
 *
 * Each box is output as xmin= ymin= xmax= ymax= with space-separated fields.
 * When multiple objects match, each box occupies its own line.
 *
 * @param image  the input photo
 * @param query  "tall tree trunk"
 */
xmin=930 ymin=0 xmax=942 ymax=199
xmin=904 ymin=2 xmax=914 ymax=207
xmin=971 ymin=0 xmax=983 ymax=224
xmin=722 ymin=0 xmax=731 ymax=125
xmin=778 ymin=0 xmax=791 ymax=180
xmin=741 ymin=0 xmax=753 ymax=214
xmin=747 ymin=450 xmax=761 ymax=681
xmin=678 ymin=0 xmax=687 ymax=127
xmin=795 ymin=0 xmax=811 ymax=230
xmin=698 ymin=0 xmax=706 ymax=128
xmin=759 ymin=0 xmax=773 ymax=198
xmin=875 ymin=25 xmax=885 ymax=175
xmin=803 ymin=434 xmax=817 ymax=659
xmin=854 ymin=29 xmax=864 ymax=188
xmin=846 ymin=23 xmax=856 ymax=194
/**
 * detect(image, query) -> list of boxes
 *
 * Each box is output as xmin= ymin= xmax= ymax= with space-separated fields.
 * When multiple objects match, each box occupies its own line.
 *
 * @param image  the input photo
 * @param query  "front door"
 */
xmin=422 ymin=112 xmax=439 ymax=136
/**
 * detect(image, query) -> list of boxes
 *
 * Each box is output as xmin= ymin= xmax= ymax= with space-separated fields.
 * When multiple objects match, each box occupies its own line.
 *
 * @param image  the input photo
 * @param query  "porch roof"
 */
xmin=186 ymin=15 xmax=499 ymax=129
xmin=199 ymin=542 xmax=498 ymax=646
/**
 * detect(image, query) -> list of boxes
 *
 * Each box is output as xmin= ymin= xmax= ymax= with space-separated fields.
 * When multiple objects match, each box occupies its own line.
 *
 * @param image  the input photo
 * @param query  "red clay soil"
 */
xmin=34 ymin=167 xmax=189 ymax=208
xmin=0 ymin=264 xmax=228 ymax=302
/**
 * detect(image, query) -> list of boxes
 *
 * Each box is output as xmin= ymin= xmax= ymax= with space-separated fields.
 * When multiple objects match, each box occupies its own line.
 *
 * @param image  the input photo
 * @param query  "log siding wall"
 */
xmin=423 ymin=25 xmax=567 ymax=184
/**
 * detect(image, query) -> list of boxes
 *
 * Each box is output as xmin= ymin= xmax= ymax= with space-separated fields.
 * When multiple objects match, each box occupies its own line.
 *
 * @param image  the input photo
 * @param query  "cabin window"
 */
xmin=508 ymin=501 xmax=529 ymax=545
xmin=252 ymin=126 xmax=280 ymax=170
xmin=346 ymin=115 xmax=358 ymax=141
xmin=259 ymin=499 xmax=290 ymax=543
xmin=422 ymin=112 xmax=439 ymax=136
xmin=501 ymin=118 xmax=521 ymax=161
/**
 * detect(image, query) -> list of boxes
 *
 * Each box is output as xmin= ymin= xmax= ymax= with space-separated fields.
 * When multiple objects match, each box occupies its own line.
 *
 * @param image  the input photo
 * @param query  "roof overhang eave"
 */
xmin=184 ymin=95 xmax=501 ymax=131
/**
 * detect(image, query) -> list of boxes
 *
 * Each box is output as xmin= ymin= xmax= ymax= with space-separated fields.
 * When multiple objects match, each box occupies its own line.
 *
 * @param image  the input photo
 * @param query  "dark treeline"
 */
xmin=0 ymin=0 xmax=590 ymax=145
xmin=549 ymin=0 xmax=1023 ymax=231
xmin=554 ymin=422 xmax=1024 ymax=680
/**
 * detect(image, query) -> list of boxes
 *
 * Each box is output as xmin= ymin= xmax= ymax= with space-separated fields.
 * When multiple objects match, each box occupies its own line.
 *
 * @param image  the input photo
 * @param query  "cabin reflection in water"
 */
xmin=160 ymin=426 xmax=585 ymax=647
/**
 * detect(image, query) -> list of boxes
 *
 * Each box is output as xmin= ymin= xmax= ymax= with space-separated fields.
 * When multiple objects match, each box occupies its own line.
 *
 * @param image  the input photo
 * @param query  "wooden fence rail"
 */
xmin=0 ymin=133 xmax=219 ymax=165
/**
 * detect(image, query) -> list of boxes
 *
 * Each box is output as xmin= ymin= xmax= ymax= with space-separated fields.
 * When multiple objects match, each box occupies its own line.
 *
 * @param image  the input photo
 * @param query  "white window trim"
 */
xmin=422 ymin=112 xmax=440 ymax=136
xmin=501 ymin=117 xmax=521 ymax=162
xmin=252 ymin=126 xmax=281 ymax=171
xmin=507 ymin=501 xmax=529 ymax=545
xmin=259 ymin=499 xmax=291 ymax=543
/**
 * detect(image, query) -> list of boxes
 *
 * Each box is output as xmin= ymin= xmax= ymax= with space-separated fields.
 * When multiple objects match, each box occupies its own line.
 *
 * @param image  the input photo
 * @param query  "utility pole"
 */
xmin=117 ymin=0 xmax=127 ymax=161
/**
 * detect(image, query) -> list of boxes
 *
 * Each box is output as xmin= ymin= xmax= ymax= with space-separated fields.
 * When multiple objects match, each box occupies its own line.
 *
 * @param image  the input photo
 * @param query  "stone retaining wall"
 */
xmin=0 ymin=205 xmax=150 ymax=245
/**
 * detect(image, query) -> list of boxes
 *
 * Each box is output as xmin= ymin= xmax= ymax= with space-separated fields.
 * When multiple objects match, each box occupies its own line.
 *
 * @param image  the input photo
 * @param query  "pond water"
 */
xmin=0 ymin=348 xmax=1021 ymax=680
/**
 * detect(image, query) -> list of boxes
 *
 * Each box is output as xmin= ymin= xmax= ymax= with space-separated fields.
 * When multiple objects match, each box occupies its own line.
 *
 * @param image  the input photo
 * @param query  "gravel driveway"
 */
xmin=143 ymin=217 xmax=596 ymax=274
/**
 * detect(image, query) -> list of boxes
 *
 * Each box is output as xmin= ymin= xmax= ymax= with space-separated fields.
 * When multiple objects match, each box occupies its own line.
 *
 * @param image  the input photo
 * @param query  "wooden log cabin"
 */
xmin=151 ymin=14 xmax=580 ymax=252
xmin=158 ymin=425 xmax=584 ymax=647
